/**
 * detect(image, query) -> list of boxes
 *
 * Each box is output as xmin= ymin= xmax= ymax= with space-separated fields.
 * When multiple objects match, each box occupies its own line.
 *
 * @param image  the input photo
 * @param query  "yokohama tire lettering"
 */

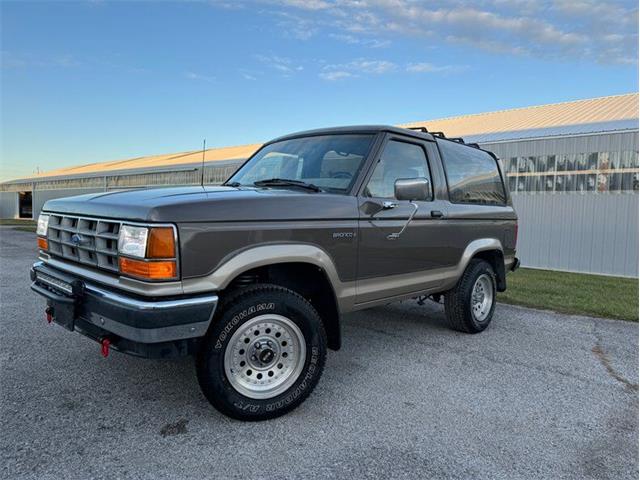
xmin=214 ymin=302 xmax=275 ymax=349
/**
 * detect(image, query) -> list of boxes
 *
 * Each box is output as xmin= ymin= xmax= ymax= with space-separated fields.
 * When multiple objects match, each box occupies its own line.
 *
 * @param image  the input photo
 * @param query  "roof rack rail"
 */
xmin=421 ymin=131 xmax=479 ymax=149
xmin=406 ymin=126 xmax=428 ymax=133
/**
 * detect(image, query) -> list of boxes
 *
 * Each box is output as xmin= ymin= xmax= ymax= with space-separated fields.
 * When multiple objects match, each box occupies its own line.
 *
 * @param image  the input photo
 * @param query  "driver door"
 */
xmin=356 ymin=136 xmax=449 ymax=305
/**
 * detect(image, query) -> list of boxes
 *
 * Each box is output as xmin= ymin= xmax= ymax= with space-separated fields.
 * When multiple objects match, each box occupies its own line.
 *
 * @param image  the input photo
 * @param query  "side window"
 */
xmin=364 ymin=140 xmax=432 ymax=199
xmin=437 ymin=139 xmax=507 ymax=205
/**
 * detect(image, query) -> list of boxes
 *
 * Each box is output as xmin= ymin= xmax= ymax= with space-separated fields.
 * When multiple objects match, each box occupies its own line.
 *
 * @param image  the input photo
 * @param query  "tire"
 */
xmin=444 ymin=259 xmax=497 ymax=333
xmin=196 ymin=283 xmax=327 ymax=421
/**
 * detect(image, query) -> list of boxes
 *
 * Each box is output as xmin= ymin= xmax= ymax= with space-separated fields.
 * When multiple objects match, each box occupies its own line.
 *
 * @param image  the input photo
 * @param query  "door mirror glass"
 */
xmin=394 ymin=177 xmax=431 ymax=201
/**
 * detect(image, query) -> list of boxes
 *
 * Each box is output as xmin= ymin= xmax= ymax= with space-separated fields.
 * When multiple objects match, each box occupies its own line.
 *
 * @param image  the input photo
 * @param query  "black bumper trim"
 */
xmin=511 ymin=257 xmax=521 ymax=272
xmin=31 ymin=262 xmax=218 ymax=346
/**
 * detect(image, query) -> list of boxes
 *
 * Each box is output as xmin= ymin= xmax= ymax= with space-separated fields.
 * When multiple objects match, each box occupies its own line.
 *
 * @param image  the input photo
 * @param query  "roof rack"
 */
xmin=404 ymin=127 xmax=483 ymax=150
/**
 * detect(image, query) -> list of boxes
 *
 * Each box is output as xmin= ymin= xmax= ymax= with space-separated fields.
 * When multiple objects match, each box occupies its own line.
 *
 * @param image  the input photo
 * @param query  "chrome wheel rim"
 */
xmin=223 ymin=314 xmax=306 ymax=400
xmin=471 ymin=274 xmax=493 ymax=322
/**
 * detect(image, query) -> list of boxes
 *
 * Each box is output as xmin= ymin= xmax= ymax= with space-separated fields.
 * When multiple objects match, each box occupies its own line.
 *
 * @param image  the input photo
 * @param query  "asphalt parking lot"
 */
xmin=1 ymin=227 xmax=638 ymax=480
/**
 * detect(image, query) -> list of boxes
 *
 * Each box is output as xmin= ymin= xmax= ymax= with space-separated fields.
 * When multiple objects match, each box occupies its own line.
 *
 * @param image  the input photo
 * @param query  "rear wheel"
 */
xmin=196 ymin=284 xmax=326 ymax=421
xmin=444 ymin=259 xmax=497 ymax=333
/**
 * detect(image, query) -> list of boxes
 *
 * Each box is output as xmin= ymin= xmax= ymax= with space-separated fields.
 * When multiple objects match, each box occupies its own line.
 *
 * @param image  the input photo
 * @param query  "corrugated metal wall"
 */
xmin=483 ymin=131 xmax=638 ymax=156
xmin=0 ymin=192 xmax=18 ymax=218
xmin=33 ymin=188 xmax=105 ymax=218
xmin=511 ymin=193 xmax=638 ymax=277
xmin=481 ymin=131 xmax=638 ymax=277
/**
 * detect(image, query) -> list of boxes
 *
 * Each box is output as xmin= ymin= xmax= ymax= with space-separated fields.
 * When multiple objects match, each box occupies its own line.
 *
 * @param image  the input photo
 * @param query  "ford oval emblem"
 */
xmin=70 ymin=234 xmax=85 ymax=246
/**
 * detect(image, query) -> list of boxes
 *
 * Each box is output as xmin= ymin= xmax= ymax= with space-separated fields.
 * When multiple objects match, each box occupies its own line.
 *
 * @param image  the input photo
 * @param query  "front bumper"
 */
xmin=30 ymin=262 xmax=218 ymax=358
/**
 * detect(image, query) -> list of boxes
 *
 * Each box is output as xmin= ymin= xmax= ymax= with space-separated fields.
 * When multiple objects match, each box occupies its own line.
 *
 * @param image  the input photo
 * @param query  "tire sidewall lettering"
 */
xmin=227 ymin=346 xmax=320 ymax=414
xmin=197 ymin=286 xmax=326 ymax=420
xmin=264 ymin=346 xmax=318 ymax=412
xmin=214 ymin=302 xmax=275 ymax=350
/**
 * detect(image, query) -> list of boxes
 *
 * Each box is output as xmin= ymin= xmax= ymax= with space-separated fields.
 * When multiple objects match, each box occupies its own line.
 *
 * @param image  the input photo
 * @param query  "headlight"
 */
xmin=36 ymin=214 xmax=50 ymax=236
xmin=118 ymin=225 xmax=148 ymax=258
xmin=117 ymin=225 xmax=178 ymax=281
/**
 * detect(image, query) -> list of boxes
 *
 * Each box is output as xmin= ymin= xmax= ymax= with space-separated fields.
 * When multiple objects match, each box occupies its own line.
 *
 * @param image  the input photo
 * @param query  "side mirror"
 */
xmin=394 ymin=177 xmax=431 ymax=201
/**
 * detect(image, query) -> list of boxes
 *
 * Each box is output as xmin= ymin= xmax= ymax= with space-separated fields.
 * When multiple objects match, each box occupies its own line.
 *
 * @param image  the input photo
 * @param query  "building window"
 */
xmin=506 ymin=150 xmax=639 ymax=194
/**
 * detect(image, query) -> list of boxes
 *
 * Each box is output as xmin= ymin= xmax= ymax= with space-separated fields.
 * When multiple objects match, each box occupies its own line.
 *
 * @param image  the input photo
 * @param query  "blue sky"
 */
xmin=1 ymin=0 xmax=638 ymax=181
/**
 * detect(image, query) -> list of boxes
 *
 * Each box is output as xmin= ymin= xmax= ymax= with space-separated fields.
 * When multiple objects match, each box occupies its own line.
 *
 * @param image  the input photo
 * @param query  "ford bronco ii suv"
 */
xmin=31 ymin=126 xmax=518 ymax=420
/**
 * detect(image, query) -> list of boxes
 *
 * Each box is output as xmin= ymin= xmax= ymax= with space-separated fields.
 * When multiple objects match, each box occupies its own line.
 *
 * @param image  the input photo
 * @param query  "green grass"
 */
xmin=499 ymin=268 xmax=638 ymax=322
xmin=12 ymin=226 xmax=36 ymax=233
xmin=0 ymin=219 xmax=36 ymax=226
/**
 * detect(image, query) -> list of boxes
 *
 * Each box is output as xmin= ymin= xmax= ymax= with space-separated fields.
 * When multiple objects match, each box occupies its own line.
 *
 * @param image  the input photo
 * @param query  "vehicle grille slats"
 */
xmin=47 ymin=214 xmax=120 ymax=272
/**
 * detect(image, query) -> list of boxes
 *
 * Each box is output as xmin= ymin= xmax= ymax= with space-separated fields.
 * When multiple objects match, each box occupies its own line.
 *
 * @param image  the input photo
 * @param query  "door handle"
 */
xmin=387 ymin=201 xmax=419 ymax=240
xmin=430 ymin=210 xmax=444 ymax=218
xmin=382 ymin=201 xmax=398 ymax=210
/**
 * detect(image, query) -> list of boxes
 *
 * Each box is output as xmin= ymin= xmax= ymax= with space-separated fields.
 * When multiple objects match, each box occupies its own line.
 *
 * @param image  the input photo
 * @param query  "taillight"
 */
xmin=514 ymin=222 xmax=518 ymax=246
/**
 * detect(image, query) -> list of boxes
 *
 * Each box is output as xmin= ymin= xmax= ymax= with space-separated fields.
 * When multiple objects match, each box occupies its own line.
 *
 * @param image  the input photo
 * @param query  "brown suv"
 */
xmin=31 ymin=126 xmax=519 ymax=420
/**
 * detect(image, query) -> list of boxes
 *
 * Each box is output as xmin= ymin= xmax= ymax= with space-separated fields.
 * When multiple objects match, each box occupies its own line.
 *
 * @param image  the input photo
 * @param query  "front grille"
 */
xmin=46 ymin=214 xmax=121 ymax=272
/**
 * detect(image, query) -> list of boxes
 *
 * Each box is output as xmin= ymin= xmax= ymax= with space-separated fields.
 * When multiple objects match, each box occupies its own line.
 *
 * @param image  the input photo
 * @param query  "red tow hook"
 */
xmin=100 ymin=338 xmax=111 ymax=358
xmin=45 ymin=306 xmax=53 ymax=324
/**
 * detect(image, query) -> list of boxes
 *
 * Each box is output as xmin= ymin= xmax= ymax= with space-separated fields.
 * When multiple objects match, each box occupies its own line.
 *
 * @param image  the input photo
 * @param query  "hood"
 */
xmin=42 ymin=186 xmax=356 ymax=223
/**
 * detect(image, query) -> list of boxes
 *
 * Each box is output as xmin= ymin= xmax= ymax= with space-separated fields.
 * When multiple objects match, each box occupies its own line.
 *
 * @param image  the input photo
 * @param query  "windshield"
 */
xmin=226 ymin=134 xmax=375 ymax=194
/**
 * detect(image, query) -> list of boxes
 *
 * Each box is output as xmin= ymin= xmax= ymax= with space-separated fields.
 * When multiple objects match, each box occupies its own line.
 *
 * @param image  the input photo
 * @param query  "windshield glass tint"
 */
xmin=228 ymin=134 xmax=375 ymax=193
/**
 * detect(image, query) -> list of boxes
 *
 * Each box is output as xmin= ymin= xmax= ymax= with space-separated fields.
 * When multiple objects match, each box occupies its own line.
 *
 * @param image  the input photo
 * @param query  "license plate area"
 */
xmin=34 ymin=271 xmax=77 ymax=331
xmin=35 ymin=271 xmax=74 ymax=296
xmin=49 ymin=301 xmax=76 ymax=331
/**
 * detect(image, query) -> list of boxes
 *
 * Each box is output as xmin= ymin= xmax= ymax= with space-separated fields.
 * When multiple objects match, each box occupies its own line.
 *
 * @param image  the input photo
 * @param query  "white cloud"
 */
xmin=270 ymin=0 xmax=331 ymax=10
xmin=255 ymin=54 xmax=304 ymax=75
xmin=185 ymin=71 xmax=216 ymax=82
xmin=406 ymin=62 xmax=468 ymax=73
xmin=240 ymin=71 xmax=258 ymax=80
xmin=2 ymin=52 xmax=81 ymax=69
xmin=233 ymin=0 xmax=638 ymax=64
xmin=328 ymin=33 xmax=390 ymax=48
xmin=319 ymin=70 xmax=356 ymax=80
xmin=272 ymin=11 xmax=319 ymax=39
xmin=349 ymin=59 xmax=396 ymax=74
xmin=319 ymin=58 xmax=468 ymax=79
xmin=320 ymin=58 xmax=396 ymax=80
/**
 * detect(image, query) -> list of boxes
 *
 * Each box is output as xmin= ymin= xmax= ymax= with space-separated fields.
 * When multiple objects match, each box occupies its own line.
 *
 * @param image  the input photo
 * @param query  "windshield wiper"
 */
xmin=253 ymin=178 xmax=322 ymax=192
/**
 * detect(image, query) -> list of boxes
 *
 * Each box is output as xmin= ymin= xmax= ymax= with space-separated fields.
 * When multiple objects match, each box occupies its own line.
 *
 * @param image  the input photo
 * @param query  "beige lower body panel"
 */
xmin=347 ymin=266 xmax=458 ymax=312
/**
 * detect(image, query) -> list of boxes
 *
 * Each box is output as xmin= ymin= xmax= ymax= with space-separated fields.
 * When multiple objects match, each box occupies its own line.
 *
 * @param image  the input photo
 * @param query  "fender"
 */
xmin=181 ymin=244 xmax=356 ymax=312
xmin=457 ymin=238 xmax=503 ymax=274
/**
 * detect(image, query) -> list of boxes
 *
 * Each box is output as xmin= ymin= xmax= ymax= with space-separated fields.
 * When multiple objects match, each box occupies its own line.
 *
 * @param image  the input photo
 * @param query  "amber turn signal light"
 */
xmin=37 ymin=237 xmax=48 ymax=250
xmin=147 ymin=227 xmax=176 ymax=258
xmin=119 ymin=257 xmax=177 ymax=280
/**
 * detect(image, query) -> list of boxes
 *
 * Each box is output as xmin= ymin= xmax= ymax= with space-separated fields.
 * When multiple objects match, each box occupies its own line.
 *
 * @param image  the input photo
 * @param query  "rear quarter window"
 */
xmin=437 ymin=139 xmax=507 ymax=205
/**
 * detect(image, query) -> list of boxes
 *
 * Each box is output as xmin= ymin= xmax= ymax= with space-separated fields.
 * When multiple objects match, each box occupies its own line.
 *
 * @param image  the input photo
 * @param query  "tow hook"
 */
xmin=45 ymin=306 xmax=53 ymax=324
xmin=100 ymin=338 xmax=111 ymax=358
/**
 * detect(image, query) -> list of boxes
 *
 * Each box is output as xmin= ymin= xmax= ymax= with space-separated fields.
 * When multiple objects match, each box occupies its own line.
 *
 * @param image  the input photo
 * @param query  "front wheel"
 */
xmin=444 ymin=259 xmax=497 ymax=333
xmin=196 ymin=284 xmax=327 ymax=421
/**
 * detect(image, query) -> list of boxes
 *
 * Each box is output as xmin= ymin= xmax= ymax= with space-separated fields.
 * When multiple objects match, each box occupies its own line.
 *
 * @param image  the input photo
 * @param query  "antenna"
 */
xmin=200 ymin=139 xmax=206 ymax=187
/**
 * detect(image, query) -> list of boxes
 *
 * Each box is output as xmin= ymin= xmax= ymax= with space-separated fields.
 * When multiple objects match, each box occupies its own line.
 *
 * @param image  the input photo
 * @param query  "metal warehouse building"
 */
xmin=1 ymin=93 xmax=638 ymax=277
